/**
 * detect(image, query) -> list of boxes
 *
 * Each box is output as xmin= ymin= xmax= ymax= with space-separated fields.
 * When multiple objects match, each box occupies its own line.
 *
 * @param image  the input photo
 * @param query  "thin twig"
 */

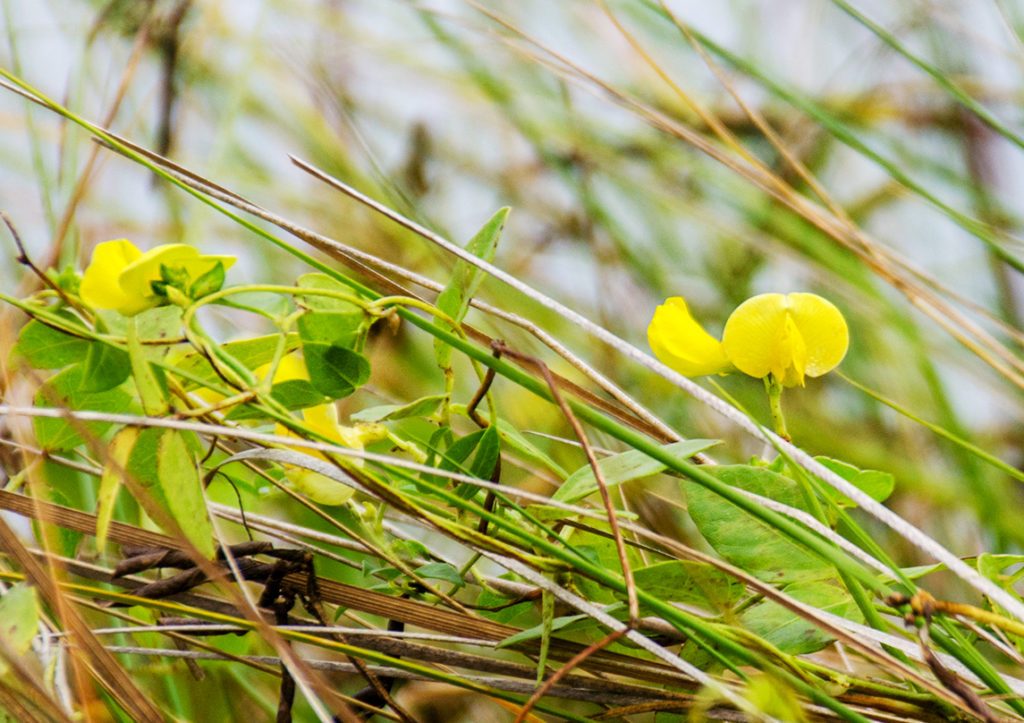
xmin=513 ymin=628 xmax=627 ymax=723
xmin=96 ymin=646 xmax=693 ymax=707
xmin=1 ymin=211 xmax=75 ymax=308
xmin=493 ymin=342 xmax=639 ymax=630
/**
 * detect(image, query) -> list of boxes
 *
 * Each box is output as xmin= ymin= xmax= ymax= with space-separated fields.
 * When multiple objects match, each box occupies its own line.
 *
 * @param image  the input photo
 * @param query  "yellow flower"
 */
xmin=268 ymin=354 xmax=386 ymax=505
xmin=723 ymin=293 xmax=848 ymax=387
xmin=647 ymin=297 xmax=732 ymax=377
xmin=648 ymin=293 xmax=848 ymax=387
xmin=80 ymin=239 xmax=235 ymax=315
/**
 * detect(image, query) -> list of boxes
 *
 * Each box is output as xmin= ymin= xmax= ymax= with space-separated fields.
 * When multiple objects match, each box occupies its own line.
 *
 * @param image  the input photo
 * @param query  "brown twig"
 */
xmin=467 ymin=345 xmax=502 ymax=534
xmin=466 ymin=359 xmax=498 ymax=428
xmin=1 ymin=211 xmax=76 ymax=308
xmin=42 ymin=7 xmax=158 ymax=277
xmin=490 ymin=340 xmax=640 ymax=719
xmin=513 ymin=628 xmax=627 ymax=723
xmin=492 ymin=342 xmax=639 ymax=621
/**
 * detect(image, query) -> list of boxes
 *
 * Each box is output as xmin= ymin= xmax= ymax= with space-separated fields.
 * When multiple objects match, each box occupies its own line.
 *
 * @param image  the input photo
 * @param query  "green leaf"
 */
xmin=434 ymin=207 xmax=509 ymax=369
xmin=442 ymin=429 xmax=486 ymax=464
xmin=415 ymin=428 xmax=480 ymax=491
xmin=127 ymin=316 xmax=169 ymax=416
xmin=394 ymin=539 xmax=430 ymax=560
xmin=189 ymin=260 xmax=226 ymax=299
xmin=417 ymin=426 xmax=454 ymax=486
xmin=13 ymin=319 xmax=89 ymax=369
xmin=813 ymin=457 xmax=895 ymax=507
xmin=96 ymin=427 xmax=139 ymax=550
xmin=739 ymin=580 xmax=862 ymax=654
xmin=297 ymin=306 xmax=372 ymax=398
xmin=302 ymin=342 xmax=371 ymax=399
xmin=475 ymin=586 xmax=533 ymax=624
xmin=44 ymin=482 xmax=85 ymax=557
xmin=454 ymin=424 xmax=500 ymax=499
xmin=156 ymin=430 xmax=215 ymax=558
xmin=553 ymin=439 xmax=720 ymax=504
xmin=298 ymin=310 xmax=363 ymax=351
xmin=0 ymin=583 xmax=39 ymax=676
xmin=414 ymin=562 xmax=464 ymax=587
xmin=682 ymin=465 xmax=835 ymax=583
xmin=126 ymin=426 xmax=164 ymax=509
xmin=225 ymin=377 xmax=330 ymax=421
xmin=160 ymin=263 xmax=191 ymax=291
xmin=496 ymin=612 xmax=589 ymax=649
xmin=632 ymin=560 xmax=744 ymax=611
xmin=270 ymin=379 xmax=331 ymax=409
xmin=350 ymin=394 xmax=447 ymax=422
xmin=425 ymin=427 xmax=500 ymax=499
xmin=880 ymin=563 xmax=945 ymax=583
xmin=125 ymin=428 xmax=212 ymax=555
xmin=496 ymin=419 xmax=568 ymax=479
xmin=134 ymin=305 xmax=183 ymax=345
xmin=126 ymin=426 xmax=164 ymax=489
xmin=978 ymin=553 xmax=1024 ymax=582
xmin=33 ymin=365 xmax=133 ymax=451
xmin=976 ymin=555 xmax=1024 ymax=617
xmin=564 ymin=530 xmax=645 ymax=605
xmin=79 ymin=340 xmax=131 ymax=393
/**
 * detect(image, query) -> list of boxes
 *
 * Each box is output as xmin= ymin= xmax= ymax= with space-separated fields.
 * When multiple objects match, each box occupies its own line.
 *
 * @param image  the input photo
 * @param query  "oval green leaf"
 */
xmin=553 ymin=439 xmax=720 ymax=504
xmin=302 ymin=342 xmax=371 ymax=399
xmin=682 ymin=465 xmax=834 ymax=583
xmin=156 ymin=429 xmax=215 ymax=558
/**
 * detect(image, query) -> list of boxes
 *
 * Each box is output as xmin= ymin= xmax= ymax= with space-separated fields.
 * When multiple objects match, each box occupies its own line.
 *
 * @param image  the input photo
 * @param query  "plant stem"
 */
xmin=765 ymin=374 xmax=790 ymax=441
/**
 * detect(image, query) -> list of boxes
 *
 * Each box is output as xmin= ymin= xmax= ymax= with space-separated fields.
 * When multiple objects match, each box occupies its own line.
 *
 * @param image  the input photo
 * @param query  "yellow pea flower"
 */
xmin=723 ymin=293 xmax=848 ymax=387
xmin=80 ymin=239 xmax=235 ymax=315
xmin=648 ymin=293 xmax=848 ymax=387
xmin=268 ymin=354 xmax=386 ymax=505
xmin=647 ymin=297 xmax=732 ymax=377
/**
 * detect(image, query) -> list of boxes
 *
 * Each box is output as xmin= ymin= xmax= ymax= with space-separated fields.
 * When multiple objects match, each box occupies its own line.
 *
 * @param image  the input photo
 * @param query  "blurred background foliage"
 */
xmin=2 ymin=0 xmax=1021 ymax=562
xmin=5 ymin=0 xmax=1024 ymax=719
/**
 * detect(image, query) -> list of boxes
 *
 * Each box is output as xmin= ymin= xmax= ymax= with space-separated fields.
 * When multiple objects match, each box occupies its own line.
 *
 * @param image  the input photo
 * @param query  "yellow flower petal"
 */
xmin=117 ymin=244 xmax=200 ymax=313
xmin=775 ymin=314 xmax=808 ymax=387
xmin=284 ymin=468 xmax=355 ymax=506
xmin=647 ymin=297 xmax=732 ymax=377
xmin=81 ymin=240 xmax=236 ymax=316
xmin=722 ymin=292 xmax=848 ymax=387
xmin=179 ymin=255 xmax=237 ymax=282
xmin=256 ymin=353 xmax=308 ymax=384
xmin=301 ymin=402 xmax=344 ymax=441
xmin=80 ymin=239 xmax=142 ymax=312
xmin=275 ymin=402 xmax=372 ymax=504
xmin=786 ymin=292 xmax=849 ymax=378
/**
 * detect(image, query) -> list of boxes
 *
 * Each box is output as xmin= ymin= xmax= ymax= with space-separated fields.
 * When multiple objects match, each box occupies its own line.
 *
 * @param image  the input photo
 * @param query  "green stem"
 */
xmin=765 ymin=374 xmax=790 ymax=441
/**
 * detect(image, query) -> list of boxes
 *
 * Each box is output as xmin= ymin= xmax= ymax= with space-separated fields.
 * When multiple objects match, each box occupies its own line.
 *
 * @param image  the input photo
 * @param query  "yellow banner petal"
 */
xmin=722 ymin=293 xmax=788 ymax=380
xmin=786 ymin=292 xmax=849 ymax=378
xmin=117 ymin=244 xmax=200 ymax=312
xmin=80 ymin=239 xmax=142 ymax=312
xmin=723 ymin=292 xmax=847 ymax=387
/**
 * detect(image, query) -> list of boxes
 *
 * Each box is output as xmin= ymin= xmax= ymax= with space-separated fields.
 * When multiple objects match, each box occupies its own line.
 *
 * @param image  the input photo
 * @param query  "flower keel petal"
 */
xmin=647 ymin=297 xmax=731 ymax=377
